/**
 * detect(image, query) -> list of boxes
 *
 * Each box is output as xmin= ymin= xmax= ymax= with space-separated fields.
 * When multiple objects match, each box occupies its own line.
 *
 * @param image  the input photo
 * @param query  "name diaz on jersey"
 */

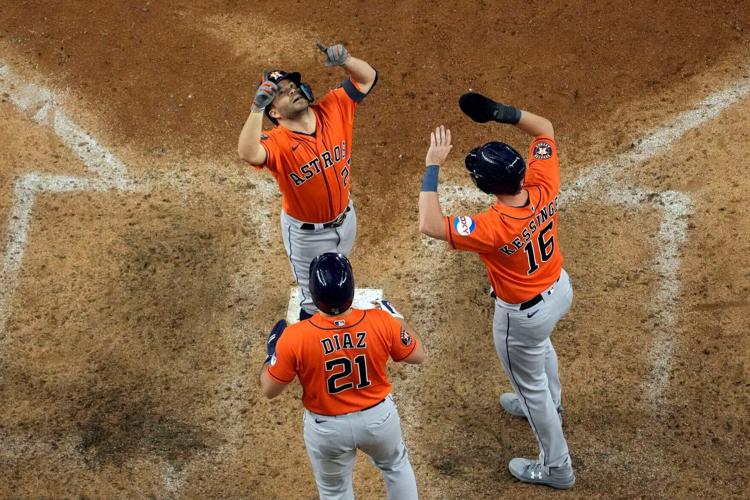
xmin=289 ymin=140 xmax=349 ymax=187
xmin=499 ymin=196 xmax=559 ymax=256
xmin=321 ymin=331 xmax=367 ymax=354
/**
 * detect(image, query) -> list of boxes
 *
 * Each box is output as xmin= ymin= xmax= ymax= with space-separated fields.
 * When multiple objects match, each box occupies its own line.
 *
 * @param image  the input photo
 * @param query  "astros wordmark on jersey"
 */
xmin=258 ymin=84 xmax=362 ymax=223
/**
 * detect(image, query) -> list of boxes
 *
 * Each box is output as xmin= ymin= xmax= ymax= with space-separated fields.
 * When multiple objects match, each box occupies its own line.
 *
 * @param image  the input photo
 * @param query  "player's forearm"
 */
xmin=237 ymin=109 xmax=267 ymax=165
xmin=418 ymin=191 xmax=447 ymax=240
xmin=515 ymin=110 xmax=554 ymax=139
xmin=259 ymin=365 xmax=286 ymax=398
xmin=342 ymin=56 xmax=377 ymax=94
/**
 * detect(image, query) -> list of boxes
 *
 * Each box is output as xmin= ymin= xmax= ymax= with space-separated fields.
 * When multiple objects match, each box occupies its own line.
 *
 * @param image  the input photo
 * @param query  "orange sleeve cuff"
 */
xmin=444 ymin=216 xmax=456 ymax=248
xmin=267 ymin=367 xmax=294 ymax=384
xmin=393 ymin=339 xmax=418 ymax=362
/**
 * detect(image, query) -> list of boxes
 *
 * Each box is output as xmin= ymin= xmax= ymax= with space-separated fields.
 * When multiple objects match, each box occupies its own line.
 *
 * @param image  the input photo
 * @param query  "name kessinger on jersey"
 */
xmin=289 ymin=140 xmax=348 ymax=187
xmin=499 ymin=196 xmax=559 ymax=256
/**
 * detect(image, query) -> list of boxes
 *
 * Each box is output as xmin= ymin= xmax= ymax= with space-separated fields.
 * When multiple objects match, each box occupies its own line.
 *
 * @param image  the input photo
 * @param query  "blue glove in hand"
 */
xmin=264 ymin=319 xmax=287 ymax=365
xmin=373 ymin=299 xmax=404 ymax=319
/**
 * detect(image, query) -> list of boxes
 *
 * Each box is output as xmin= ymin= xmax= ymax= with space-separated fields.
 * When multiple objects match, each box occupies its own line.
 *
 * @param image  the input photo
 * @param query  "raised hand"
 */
xmin=253 ymin=80 xmax=278 ymax=110
xmin=425 ymin=125 xmax=453 ymax=166
xmin=316 ymin=41 xmax=350 ymax=67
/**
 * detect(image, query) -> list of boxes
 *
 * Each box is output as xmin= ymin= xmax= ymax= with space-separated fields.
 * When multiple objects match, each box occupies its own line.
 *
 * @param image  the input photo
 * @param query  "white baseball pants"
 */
xmin=302 ymin=395 xmax=418 ymax=500
xmin=493 ymin=268 xmax=574 ymax=468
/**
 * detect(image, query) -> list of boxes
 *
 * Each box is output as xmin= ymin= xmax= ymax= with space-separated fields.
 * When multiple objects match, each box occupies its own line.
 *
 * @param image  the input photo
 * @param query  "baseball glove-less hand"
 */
xmin=459 ymin=92 xmax=521 ymax=124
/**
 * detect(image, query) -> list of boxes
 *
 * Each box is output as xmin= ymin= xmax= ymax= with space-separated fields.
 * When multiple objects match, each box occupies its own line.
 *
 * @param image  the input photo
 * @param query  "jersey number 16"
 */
xmin=524 ymin=221 xmax=555 ymax=274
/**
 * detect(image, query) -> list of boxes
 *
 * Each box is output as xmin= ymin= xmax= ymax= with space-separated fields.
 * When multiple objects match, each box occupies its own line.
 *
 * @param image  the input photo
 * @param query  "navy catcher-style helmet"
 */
xmin=309 ymin=253 xmax=355 ymax=315
xmin=263 ymin=69 xmax=314 ymax=125
xmin=464 ymin=142 xmax=526 ymax=195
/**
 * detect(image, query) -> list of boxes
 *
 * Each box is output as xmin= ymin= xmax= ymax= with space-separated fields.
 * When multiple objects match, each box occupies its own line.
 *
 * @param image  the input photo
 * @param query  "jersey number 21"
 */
xmin=325 ymin=355 xmax=371 ymax=394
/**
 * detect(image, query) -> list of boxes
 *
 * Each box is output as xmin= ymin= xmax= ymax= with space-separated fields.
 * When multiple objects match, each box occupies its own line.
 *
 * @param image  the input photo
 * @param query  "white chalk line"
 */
xmin=435 ymin=65 xmax=750 ymax=408
xmin=0 ymin=61 xmax=174 ymax=489
xmin=0 ymin=61 xmax=143 ymax=340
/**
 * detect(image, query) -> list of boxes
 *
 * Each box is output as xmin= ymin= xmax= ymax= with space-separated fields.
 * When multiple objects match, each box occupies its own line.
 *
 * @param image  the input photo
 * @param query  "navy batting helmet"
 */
xmin=309 ymin=253 xmax=354 ymax=315
xmin=263 ymin=70 xmax=314 ymax=125
xmin=464 ymin=142 xmax=526 ymax=195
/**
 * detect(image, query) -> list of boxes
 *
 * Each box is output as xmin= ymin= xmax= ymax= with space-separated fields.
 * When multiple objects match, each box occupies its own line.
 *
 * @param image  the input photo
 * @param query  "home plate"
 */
xmin=286 ymin=288 xmax=383 ymax=324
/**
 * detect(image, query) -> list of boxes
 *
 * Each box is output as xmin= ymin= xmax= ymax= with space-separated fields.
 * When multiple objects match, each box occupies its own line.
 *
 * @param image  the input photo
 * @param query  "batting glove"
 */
xmin=373 ymin=299 xmax=404 ymax=319
xmin=264 ymin=319 xmax=287 ymax=365
xmin=316 ymin=42 xmax=350 ymax=67
xmin=253 ymin=80 xmax=278 ymax=110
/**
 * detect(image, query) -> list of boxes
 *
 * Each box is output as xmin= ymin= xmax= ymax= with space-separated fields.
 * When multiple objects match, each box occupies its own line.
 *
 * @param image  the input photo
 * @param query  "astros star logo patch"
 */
xmin=533 ymin=142 xmax=552 ymax=160
xmin=400 ymin=329 xmax=413 ymax=346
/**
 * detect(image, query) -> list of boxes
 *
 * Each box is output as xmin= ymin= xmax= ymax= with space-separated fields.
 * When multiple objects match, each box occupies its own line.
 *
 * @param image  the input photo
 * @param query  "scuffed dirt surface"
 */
xmin=0 ymin=1 xmax=749 ymax=497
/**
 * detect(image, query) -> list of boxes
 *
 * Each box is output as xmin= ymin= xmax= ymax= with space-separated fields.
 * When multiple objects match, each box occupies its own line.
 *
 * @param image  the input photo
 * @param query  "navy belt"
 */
xmin=300 ymin=206 xmax=351 ymax=230
xmin=519 ymin=294 xmax=544 ymax=310
xmin=491 ymin=276 xmax=560 ymax=310
xmin=360 ymin=398 xmax=386 ymax=412
xmin=316 ymin=398 xmax=386 ymax=418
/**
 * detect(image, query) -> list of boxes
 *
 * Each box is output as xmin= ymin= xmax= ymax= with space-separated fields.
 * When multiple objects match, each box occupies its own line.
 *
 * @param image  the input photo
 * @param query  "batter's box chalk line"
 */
xmin=0 ymin=60 xmax=142 ymax=337
xmin=436 ymin=64 xmax=750 ymax=409
xmin=286 ymin=288 xmax=383 ymax=324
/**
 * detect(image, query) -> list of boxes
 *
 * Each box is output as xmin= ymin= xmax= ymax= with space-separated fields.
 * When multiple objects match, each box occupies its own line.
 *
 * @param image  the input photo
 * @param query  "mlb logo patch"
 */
xmin=454 ymin=216 xmax=475 ymax=236
xmin=334 ymin=320 xmax=345 ymax=327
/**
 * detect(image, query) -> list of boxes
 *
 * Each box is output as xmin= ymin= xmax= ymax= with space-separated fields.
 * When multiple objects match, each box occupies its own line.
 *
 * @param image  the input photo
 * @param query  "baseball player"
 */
xmin=238 ymin=42 xmax=377 ymax=320
xmin=259 ymin=253 xmax=425 ymax=499
xmin=416 ymin=93 xmax=575 ymax=489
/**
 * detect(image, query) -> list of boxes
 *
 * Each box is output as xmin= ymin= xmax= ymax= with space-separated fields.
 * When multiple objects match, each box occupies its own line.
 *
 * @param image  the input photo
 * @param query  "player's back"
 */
xmin=446 ymin=136 xmax=563 ymax=303
xmin=282 ymin=308 xmax=415 ymax=416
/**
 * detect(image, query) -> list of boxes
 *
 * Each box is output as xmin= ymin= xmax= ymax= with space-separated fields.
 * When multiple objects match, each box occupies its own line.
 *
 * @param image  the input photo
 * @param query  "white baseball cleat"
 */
xmin=508 ymin=457 xmax=575 ymax=489
xmin=499 ymin=393 xmax=563 ymax=425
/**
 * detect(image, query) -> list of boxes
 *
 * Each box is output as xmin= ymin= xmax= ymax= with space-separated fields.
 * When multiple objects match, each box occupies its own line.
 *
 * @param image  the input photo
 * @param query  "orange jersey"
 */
xmin=445 ymin=136 xmax=563 ymax=303
xmin=259 ymin=81 xmax=363 ymax=223
xmin=267 ymin=309 xmax=417 ymax=416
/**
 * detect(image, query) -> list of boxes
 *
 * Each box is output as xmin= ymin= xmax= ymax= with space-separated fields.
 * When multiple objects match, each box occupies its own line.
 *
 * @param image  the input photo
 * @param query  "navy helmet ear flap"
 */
xmin=299 ymin=82 xmax=314 ymax=103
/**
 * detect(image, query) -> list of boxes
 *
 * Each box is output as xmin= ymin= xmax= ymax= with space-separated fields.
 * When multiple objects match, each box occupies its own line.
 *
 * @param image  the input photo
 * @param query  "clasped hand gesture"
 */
xmin=425 ymin=125 xmax=452 ymax=166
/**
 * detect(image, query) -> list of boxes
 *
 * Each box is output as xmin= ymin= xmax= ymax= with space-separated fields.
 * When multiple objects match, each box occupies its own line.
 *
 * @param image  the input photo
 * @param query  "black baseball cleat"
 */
xmin=299 ymin=308 xmax=313 ymax=321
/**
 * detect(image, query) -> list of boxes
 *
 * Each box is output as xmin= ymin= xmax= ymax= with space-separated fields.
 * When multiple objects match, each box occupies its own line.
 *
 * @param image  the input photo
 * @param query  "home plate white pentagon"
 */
xmin=286 ymin=288 xmax=383 ymax=324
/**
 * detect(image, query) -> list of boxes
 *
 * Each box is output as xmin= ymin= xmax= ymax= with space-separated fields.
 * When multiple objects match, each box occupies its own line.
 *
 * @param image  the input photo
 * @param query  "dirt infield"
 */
xmin=1 ymin=1 xmax=749 ymax=498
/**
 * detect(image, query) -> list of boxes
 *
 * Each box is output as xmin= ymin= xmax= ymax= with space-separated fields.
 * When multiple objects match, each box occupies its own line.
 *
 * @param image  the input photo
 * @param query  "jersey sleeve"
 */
xmin=259 ymin=132 xmax=282 ymax=173
xmin=445 ymin=211 xmax=498 ymax=254
xmin=524 ymin=136 xmax=560 ymax=194
xmin=319 ymin=84 xmax=361 ymax=128
xmin=381 ymin=312 xmax=417 ymax=362
xmin=266 ymin=331 xmax=297 ymax=384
